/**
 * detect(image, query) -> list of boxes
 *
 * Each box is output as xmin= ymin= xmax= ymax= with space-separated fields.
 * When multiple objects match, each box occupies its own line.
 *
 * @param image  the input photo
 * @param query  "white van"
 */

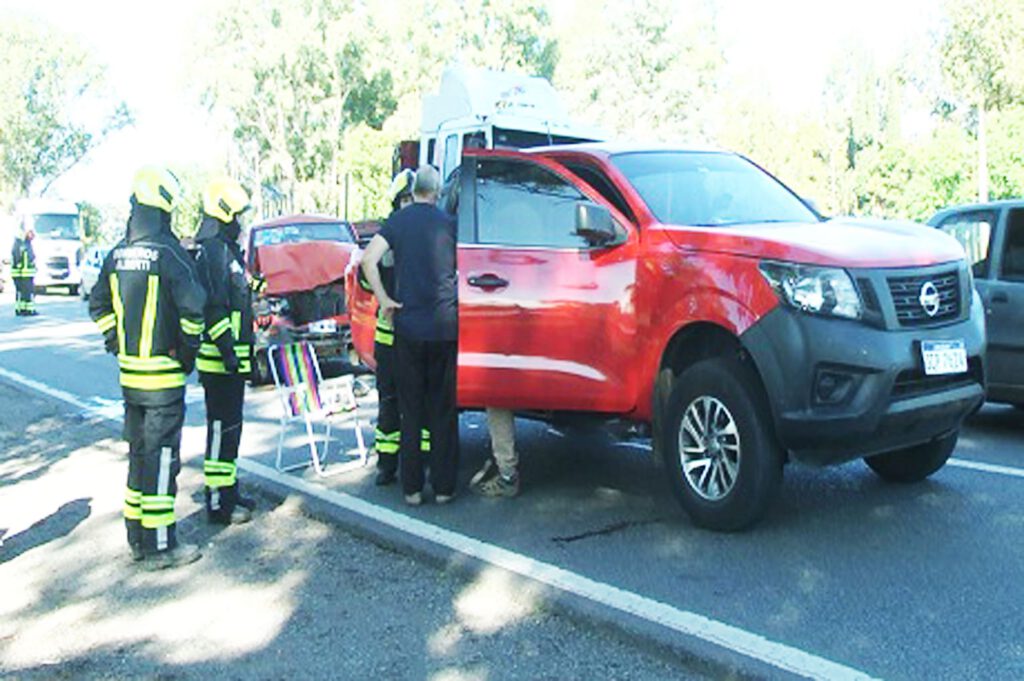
xmin=14 ymin=199 xmax=84 ymax=295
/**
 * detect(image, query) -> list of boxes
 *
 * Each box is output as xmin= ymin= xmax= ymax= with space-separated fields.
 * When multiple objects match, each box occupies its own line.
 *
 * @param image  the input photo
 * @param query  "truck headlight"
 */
xmin=759 ymin=262 xmax=862 ymax=320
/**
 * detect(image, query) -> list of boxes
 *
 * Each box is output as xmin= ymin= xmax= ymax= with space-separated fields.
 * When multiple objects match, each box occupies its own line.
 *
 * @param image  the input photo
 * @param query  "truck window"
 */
xmin=938 ymin=210 xmax=995 ymax=280
xmin=475 ymin=159 xmax=591 ymax=249
xmin=426 ymin=138 xmax=437 ymax=168
xmin=999 ymin=209 xmax=1024 ymax=282
xmin=562 ymin=162 xmax=635 ymax=222
xmin=443 ymin=134 xmax=459 ymax=180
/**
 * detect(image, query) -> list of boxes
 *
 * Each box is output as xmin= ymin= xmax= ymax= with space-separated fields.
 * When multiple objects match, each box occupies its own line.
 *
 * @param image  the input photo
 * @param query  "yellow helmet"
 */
xmin=388 ymin=169 xmax=415 ymax=207
xmin=203 ymin=176 xmax=251 ymax=223
xmin=132 ymin=165 xmax=180 ymax=213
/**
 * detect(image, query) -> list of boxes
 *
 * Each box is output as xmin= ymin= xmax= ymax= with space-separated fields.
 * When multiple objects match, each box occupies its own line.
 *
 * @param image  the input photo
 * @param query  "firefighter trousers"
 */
xmin=13 ymin=276 xmax=34 ymax=315
xmin=200 ymin=372 xmax=246 ymax=518
xmin=123 ymin=399 xmax=185 ymax=555
xmin=395 ymin=336 xmax=458 ymax=497
xmin=374 ymin=340 xmax=400 ymax=475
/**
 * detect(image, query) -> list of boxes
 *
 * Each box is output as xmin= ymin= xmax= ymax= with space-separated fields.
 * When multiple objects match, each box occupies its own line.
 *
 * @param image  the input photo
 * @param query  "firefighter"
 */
xmin=11 ymin=222 xmax=37 ymax=316
xmin=194 ymin=176 xmax=256 ymax=524
xmin=366 ymin=169 xmax=434 ymax=486
xmin=89 ymin=166 xmax=206 ymax=569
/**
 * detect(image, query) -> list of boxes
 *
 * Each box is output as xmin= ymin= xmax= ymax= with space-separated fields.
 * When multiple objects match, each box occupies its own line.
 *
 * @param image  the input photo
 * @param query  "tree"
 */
xmin=553 ymin=0 xmax=723 ymax=141
xmin=940 ymin=0 xmax=1024 ymax=201
xmin=0 ymin=15 xmax=131 ymax=208
xmin=191 ymin=0 xmax=398 ymax=216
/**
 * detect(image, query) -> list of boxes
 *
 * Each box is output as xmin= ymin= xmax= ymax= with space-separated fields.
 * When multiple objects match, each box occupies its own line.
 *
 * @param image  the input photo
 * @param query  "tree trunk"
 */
xmin=978 ymin=102 xmax=989 ymax=203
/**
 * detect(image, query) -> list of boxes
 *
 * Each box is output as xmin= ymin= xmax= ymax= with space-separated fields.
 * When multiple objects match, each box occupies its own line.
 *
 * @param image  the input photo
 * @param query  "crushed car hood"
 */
xmin=256 ymin=241 xmax=355 ymax=295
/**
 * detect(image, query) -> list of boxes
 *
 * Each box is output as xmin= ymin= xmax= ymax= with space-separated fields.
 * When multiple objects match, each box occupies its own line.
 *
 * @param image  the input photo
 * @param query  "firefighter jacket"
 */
xmin=10 ymin=237 xmax=36 ymax=279
xmin=194 ymin=215 xmax=254 ymax=375
xmin=89 ymin=204 xmax=206 ymax=406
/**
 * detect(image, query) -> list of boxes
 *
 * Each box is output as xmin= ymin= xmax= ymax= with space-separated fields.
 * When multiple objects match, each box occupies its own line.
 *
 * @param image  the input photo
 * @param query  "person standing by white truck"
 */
xmin=14 ymin=199 xmax=85 ymax=296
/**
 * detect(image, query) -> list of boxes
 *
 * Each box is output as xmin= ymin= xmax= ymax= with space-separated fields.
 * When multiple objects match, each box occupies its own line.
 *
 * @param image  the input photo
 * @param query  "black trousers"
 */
xmin=394 ymin=336 xmax=458 ymax=496
xmin=374 ymin=340 xmax=400 ymax=475
xmin=123 ymin=399 xmax=185 ymax=554
xmin=13 ymin=276 xmax=34 ymax=314
xmin=200 ymin=372 xmax=245 ymax=516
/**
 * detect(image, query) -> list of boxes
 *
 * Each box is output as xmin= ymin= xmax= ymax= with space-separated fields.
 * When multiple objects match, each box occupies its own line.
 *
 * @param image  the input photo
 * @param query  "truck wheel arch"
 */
xmin=652 ymin=322 xmax=777 ymax=462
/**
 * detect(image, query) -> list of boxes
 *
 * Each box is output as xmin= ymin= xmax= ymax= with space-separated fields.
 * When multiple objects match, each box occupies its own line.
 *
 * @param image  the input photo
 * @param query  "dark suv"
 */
xmin=930 ymin=201 xmax=1024 ymax=407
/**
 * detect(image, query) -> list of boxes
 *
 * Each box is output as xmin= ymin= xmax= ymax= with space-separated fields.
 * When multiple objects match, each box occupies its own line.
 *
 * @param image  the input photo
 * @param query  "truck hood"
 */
xmin=660 ymin=218 xmax=965 ymax=269
xmin=256 ymin=241 xmax=356 ymax=295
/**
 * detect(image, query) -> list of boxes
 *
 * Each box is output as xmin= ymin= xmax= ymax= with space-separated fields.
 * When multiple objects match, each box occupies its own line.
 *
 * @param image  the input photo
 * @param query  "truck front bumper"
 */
xmin=741 ymin=296 xmax=986 ymax=465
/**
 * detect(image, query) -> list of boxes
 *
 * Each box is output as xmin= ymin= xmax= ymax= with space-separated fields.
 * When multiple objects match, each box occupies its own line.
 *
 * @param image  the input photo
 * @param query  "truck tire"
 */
xmin=863 ymin=433 xmax=957 ymax=483
xmin=662 ymin=355 xmax=783 ymax=532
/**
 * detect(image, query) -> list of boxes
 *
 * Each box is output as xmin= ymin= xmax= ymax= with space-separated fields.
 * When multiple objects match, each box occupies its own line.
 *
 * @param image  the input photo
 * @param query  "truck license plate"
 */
xmin=921 ymin=339 xmax=967 ymax=376
xmin=309 ymin=319 xmax=338 ymax=334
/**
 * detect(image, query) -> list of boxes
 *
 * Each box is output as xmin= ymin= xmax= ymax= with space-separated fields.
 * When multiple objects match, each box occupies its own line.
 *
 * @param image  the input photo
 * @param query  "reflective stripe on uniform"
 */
xmin=110 ymin=273 xmax=127 ymax=356
xmin=120 ymin=372 xmax=186 ymax=390
xmin=140 ymin=493 xmax=175 ymax=529
xmin=96 ymin=313 xmax=116 ymax=333
xmin=181 ymin=317 xmax=204 ymax=335
xmin=124 ymin=487 xmax=142 ymax=520
xmin=374 ymin=427 xmax=400 ymax=454
xmin=197 ymin=341 xmax=252 ymax=374
xmin=119 ymin=355 xmax=182 ymax=372
xmin=208 ymin=317 xmax=231 ymax=340
xmin=139 ymin=275 xmax=159 ymax=357
xmin=204 ymin=459 xmax=237 ymax=489
xmin=421 ymin=428 xmax=430 ymax=452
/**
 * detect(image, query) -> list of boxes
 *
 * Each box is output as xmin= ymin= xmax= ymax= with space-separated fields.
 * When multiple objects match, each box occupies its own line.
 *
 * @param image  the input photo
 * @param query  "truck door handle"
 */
xmin=467 ymin=273 xmax=509 ymax=289
xmin=991 ymin=291 xmax=1009 ymax=303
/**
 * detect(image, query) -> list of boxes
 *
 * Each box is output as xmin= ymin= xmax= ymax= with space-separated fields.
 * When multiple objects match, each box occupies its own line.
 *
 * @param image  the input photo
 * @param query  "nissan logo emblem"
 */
xmin=919 ymin=281 xmax=941 ymax=317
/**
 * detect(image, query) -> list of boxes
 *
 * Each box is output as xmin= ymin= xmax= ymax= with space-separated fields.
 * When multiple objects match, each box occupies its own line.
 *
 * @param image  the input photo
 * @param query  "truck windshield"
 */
xmin=612 ymin=152 xmax=818 ymax=227
xmin=253 ymin=222 xmax=354 ymax=248
xmin=31 ymin=213 xmax=80 ymax=239
xmin=493 ymin=127 xmax=595 ymax=149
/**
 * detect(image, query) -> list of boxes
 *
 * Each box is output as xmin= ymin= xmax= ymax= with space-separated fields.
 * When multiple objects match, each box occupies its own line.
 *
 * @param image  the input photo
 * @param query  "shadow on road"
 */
xmin=0 ymin=497 xmax=91 ymax=563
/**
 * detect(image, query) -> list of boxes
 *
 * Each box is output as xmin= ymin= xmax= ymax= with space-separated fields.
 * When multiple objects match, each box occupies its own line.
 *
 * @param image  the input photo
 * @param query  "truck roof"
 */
xmin=421 ymin=66 xmax=604 ymax=140
xmin=527 ymin=141 xmax=728 ymax=157
xmin=15 ymin=198 xmax=78 ymax=215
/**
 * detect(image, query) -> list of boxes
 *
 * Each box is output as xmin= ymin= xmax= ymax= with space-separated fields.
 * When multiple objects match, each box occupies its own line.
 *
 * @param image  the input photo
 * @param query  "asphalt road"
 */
xmin=3 ymin=290 xmax=1024 ymax=680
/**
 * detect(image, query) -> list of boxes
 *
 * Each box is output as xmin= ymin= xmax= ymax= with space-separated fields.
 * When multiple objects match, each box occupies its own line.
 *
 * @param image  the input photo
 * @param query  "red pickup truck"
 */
xmin=347 ymin=145 xmax=986 ymax=530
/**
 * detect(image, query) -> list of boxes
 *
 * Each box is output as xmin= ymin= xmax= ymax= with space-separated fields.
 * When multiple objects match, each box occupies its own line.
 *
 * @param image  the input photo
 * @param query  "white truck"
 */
xmin=13 ymin=199 xmax=84 ymax=295
xmin=408 ymin=66 xmax=605 ymax=180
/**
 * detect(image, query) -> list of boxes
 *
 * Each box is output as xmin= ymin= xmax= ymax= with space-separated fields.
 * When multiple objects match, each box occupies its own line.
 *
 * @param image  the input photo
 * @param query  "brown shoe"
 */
xmin=141 ymin=543 xmax=201 ymax=571
xmin=473 ymin=473 xmax=520 ymax=498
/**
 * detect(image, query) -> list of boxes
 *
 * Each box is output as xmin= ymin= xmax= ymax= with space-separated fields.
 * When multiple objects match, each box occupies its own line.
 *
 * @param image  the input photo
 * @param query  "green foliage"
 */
xmin=0 ymin=15 xmax=131 ymax=207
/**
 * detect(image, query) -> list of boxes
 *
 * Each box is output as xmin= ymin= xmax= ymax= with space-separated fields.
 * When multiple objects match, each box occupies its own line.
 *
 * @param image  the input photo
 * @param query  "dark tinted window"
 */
xmin=1000 ymin=209 xmax=1024 ymax=282
xmin=475 ymin=159 xmax=590 ymax=248
xmin=493 ymin=127 xmax=595 ymax=149
xmin=32 ymin=213 xmax=80 ymax=239
xmin=612 ymin=151 xmax=818 ymax=226
xmin=938 ymin=210 xmax=995 ymax=279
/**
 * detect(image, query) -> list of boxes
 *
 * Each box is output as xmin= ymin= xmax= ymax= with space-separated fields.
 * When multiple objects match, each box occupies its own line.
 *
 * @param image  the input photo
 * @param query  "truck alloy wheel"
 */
xmin=662 ymin=355 xmax=783 ymax=531
xmin=678 ymin=395 xmax=741 ymax=501
xmin=863 ymin=432 xmax=957 ymax=483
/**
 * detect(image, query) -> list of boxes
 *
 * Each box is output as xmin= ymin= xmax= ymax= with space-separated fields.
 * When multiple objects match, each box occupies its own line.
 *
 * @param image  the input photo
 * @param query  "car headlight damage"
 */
xmin=759 ymin=261 xmax=862 ymax=320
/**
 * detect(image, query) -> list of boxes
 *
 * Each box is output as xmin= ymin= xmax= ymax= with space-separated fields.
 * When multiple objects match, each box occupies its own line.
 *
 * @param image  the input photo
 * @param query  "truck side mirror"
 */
xmin=575 ymin=202 xmax=617 ymax=246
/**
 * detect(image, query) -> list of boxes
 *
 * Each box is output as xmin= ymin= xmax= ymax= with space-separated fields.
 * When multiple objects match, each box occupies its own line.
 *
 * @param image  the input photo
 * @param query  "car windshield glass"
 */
xmin=31 ymin=213 xmax=79 ymax=239
xmin=252 ymin=222 xmax=354 ymax=248
xmin=611 ymin=151 xmax=818 ymax=226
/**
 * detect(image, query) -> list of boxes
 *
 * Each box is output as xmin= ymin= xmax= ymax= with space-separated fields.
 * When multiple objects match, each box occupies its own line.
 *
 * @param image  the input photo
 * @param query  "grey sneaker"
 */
xmin=404 ymin=491 xmax=423 ymax=506
xmin=470 ymin=458 xmax=498 ymax=487
xmin=141 ymin=543 xmax=201 ymax=571
xmin=474 ymin=473 xmax=520 ymax=498
xmin=435 ymin=493 xmax=455 ymax=505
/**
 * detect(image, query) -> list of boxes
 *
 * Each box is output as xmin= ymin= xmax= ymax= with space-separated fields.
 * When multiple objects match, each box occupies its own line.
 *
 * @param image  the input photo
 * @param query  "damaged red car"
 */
xmin=245 ymin=215 xmax=358 ymax=383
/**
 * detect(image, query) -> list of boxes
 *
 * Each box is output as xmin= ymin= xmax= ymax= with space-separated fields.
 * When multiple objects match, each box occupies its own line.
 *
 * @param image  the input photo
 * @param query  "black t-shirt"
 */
xmin=378 ymin=202 xmax=457 ymax=342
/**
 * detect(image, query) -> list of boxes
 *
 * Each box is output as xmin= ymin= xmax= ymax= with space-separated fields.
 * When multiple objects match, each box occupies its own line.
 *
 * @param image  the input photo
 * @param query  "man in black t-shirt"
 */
xmin=360 ymin=165 xmax=459 ymax=505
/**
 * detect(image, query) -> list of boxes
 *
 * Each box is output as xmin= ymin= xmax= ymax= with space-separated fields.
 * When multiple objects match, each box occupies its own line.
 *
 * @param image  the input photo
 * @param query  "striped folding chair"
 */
xmin=268 ymin=342 xmax=367 ymax=476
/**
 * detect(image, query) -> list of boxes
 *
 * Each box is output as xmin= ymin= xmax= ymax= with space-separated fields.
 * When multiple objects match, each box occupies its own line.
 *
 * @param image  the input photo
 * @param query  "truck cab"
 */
xmin=14 ymin=199 xmax=84 ymax=295
xmin=414 ymin=66 xmax=604 ymax=179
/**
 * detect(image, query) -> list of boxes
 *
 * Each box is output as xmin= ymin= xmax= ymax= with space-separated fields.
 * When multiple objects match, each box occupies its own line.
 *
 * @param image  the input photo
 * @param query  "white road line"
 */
xmin=949 ymin=457 xmax=1024 ymax=479
xmin=0 ymin=363 xmax=876 ymax=679
xmin=242 ymin=457 xmax=876 ymax=680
